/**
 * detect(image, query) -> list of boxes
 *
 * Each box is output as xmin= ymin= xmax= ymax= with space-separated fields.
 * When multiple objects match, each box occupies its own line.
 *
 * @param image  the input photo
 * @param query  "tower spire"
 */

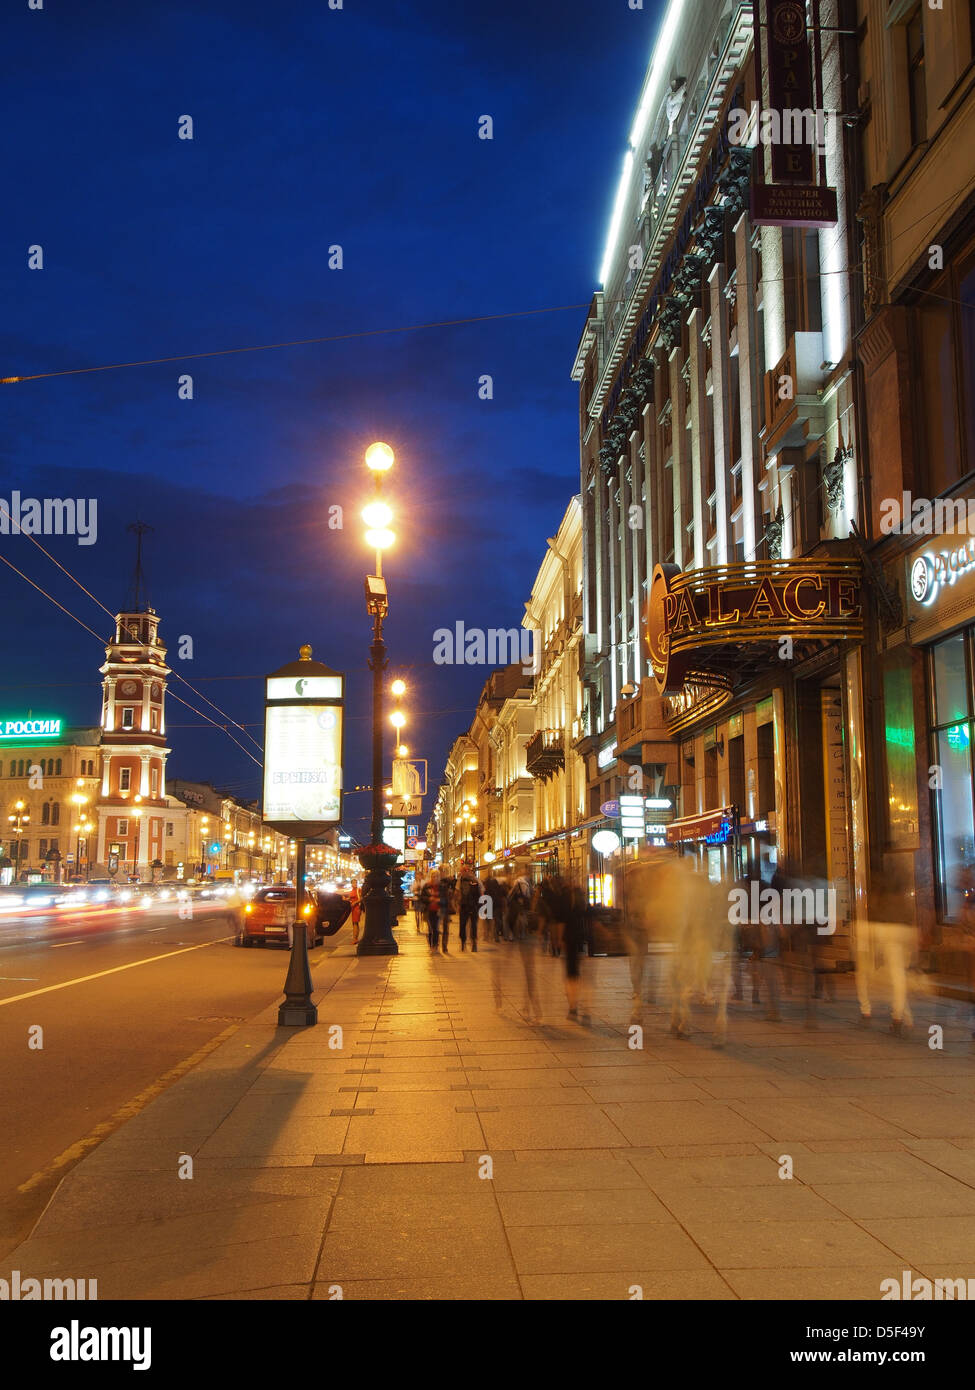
xmin=126 ymin=521 xmax=153 ymax=612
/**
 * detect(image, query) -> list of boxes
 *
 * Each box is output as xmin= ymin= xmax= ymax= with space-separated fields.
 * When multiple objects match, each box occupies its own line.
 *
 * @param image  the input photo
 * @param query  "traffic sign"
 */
xmin=406 ymin=834 xmax=417 ymax=848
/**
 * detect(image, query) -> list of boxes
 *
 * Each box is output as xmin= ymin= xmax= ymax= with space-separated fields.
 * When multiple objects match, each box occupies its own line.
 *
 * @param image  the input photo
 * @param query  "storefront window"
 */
xmin=933 ymin=631 xmax=968 ymax=724
xmin=931 ymin=631 xmax=975 ymax=919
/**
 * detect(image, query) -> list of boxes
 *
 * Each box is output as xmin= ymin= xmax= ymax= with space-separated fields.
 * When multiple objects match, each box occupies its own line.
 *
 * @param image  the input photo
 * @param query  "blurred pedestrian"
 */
xmin=458 ymin=866 xmax=482 ymax=952
xmin=439 ymin=875 xmax=456 ymax=953
xmin=563 ymin=877 xmax=590 ymax=1023
xmin=857 ymin=859 xmax=919 ymax=1035
xmin=349 ymin=880 xmax=362 ymax=946
xmin=419 ymin=875 xmax=440 ymax=951
xmin=483 ymin=870 xmax=505 ymax=943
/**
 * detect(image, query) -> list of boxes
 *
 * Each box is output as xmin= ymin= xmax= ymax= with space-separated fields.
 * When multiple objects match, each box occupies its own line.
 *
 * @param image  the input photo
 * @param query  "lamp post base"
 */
xmin=278 ymin=1001 xmax=319 ymax=1026
xmin=356 ymin=865 xmax=399 ymax=955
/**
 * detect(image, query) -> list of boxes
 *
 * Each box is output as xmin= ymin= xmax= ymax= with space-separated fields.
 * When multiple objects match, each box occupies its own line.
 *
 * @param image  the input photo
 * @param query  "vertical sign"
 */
xmin=765 ymin=0 xmax=815 ymax=183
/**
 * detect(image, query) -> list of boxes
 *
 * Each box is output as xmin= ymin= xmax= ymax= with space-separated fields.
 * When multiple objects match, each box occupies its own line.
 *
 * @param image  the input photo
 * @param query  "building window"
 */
xmin=166 ymin=821 xmax=174 ymax=837
xmin=39 ymin=839 xmax=47 ymax=857
xmin=121 ymin=708 xmax=134 ymax=729
xmin=55 ymin=759 xmax=62 ymax=776
xmin=151 ymin=768 xmax=159 ymax=796
xmin=42 ymin=803 xmax=50 ymax=825
xmin=930 ymin=631 xmax=974 ymax=920
xmin=119 ymin=767 xmax=131 ymax=791
xmin=51 ymin=803 xmax=60 ymax=826
xmin=118 ymin=819 xmax=129 ymax=836
xmin=907 ymin=6 xmax=926 ymax=147
xmin=150 ymin=709 xmax=159 ymax=732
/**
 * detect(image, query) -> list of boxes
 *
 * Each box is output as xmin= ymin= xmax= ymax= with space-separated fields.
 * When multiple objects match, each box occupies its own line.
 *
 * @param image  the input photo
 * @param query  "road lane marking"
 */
xmin=16 ymin=1021 xmax=243 ymax=1195
xmin=50 ymin=940 xmax=84 ymax=948
xmin=0 ymin=934 xmax=235 ymax=1007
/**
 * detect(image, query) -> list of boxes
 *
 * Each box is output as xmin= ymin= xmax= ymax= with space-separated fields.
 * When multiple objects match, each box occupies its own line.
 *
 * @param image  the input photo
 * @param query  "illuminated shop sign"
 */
xmin=597 ymin=743 xmax=617 ymax=769
xmin=0 ymin=717 xmax=62 ymax=739
xmin=645 ymin=561 xmax=864 ymax=696
xmin=909 ymin=543 xmax=975 ymax=608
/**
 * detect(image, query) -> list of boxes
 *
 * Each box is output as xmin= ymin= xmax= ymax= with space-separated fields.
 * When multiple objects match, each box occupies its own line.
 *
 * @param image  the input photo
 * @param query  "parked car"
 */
xmin=235 ymin=886 xmax=316 ymax=948
xmin=235 ymin=886 xmax=352 ymax=948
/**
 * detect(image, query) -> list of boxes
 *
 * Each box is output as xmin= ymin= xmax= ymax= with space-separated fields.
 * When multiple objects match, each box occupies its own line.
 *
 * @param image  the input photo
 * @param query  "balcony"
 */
xmin=525 ymin=729 xmax=565 ymax=782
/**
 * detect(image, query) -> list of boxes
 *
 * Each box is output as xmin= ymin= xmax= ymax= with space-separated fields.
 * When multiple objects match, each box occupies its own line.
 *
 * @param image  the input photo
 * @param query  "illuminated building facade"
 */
xmin=855 ymin=0 xmax=975 ymax=967
xmin=0 ymin=721 xmax=100 ymax=880
xmin=572 ymin=0 xmax=869 ymax=951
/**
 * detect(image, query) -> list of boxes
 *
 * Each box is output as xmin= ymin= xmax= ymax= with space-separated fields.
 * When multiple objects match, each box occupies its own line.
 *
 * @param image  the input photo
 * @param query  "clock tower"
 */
xmin=96 ymin=530 xmax=171 ymax=879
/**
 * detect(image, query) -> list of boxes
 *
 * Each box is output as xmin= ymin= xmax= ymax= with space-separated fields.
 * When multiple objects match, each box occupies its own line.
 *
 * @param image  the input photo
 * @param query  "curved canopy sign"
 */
xmin=645 ymin=559 xmax=863 ymax=696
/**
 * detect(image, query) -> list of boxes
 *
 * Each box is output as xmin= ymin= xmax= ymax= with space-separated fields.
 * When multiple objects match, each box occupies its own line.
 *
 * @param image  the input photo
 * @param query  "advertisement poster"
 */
xmin=263 ymin=703 xmax=342 ymax=825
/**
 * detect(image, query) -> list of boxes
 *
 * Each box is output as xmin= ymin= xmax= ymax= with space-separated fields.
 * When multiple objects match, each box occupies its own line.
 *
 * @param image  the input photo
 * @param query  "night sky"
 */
xmin=1 ymin=0 xmax=660 ymax=842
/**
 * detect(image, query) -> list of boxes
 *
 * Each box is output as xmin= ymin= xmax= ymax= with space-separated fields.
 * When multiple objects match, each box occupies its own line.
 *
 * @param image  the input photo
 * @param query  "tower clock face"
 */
xmin=120 ymin=679 xmax=138 ymax=696
xmin=150 ymin=682 xmax=162 ymax=701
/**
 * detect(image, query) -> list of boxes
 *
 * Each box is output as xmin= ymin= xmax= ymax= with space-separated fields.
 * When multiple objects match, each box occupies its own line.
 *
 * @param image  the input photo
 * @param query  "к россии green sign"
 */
xmin=0 ymin=717 xmax=63 ymax=739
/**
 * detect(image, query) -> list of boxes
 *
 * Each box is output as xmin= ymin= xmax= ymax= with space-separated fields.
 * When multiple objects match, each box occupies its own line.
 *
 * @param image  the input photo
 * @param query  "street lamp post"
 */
xmin=8 ymin=800 xmax=30 ymax=881
xmin=132 ymin=802 xmax=143 ymax=883
xmin=71 ymin=784 xmax=90 ymax=883
xmin=359 ymin=441 xmax=399 ymax=956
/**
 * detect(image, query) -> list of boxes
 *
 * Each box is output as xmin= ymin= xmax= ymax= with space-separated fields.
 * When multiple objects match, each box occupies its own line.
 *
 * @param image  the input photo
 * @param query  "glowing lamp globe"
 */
xmin=592 ymin=829 xmax=621 ymax=855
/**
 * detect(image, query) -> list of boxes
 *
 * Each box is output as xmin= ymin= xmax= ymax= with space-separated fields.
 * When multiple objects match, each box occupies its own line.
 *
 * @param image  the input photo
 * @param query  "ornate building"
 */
xmin=855 ymin=0 xmax=975 ymax=972
xmin=572 ymin=0 xmax=867 ymax=948
xmin=95 ymin=604 xmax=172 ymax=879
xmin=521 ymin=496 xmax=586 ymax=878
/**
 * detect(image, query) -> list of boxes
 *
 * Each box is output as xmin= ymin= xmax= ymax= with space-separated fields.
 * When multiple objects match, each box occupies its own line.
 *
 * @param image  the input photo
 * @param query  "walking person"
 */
xmin=562 ymin=877 xmax=590 ymax=1023
xmin=439 ymin=875 xmax=456 ymax=953
xmin=349 ymin=880 xmax=362 ymax=946
xmin=483 ymin=871 xmax=505 ymax=943
xmin=458 ymin=866 xmax=482 ymax=952
xmin=419 ymin=875 xmax=440 ymax=951
xmin=508 ymin=870 xmax=542 ymax=1023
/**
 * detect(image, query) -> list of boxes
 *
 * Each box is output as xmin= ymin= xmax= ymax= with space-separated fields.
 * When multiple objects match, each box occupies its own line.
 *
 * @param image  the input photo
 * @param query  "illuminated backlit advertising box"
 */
xmin=262 ymin=648 xmax=344 ymax=839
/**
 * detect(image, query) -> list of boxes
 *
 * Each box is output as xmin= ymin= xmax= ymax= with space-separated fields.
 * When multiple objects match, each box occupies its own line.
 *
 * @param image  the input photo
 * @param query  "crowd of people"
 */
xmin=408 ymin=849 xmax=944 ymax=1044
xmin=414 ymin=865 xmax=593 ymax=1023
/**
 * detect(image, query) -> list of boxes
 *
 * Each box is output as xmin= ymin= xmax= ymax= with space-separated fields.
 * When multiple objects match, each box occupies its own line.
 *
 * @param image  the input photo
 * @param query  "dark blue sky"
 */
xmin=1 ymin=0 xmax=660 ymax=841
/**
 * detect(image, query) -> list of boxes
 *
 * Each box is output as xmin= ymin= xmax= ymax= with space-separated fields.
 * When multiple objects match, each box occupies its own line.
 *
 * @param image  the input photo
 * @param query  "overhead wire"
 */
xmin=0 ymin=501 xmax=264 ymax=757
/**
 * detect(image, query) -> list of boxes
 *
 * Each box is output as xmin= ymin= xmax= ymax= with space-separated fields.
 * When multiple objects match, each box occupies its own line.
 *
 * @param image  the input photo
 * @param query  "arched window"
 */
xmin=55 ymin=759 xmax=62 ymax=776
xmin=42 ymin=803 xmax=50 ymax=825
xmin=52 ymin=803 xmax=60 ymax=826
xmin=17 ymin=760 xmax=24 ymax=777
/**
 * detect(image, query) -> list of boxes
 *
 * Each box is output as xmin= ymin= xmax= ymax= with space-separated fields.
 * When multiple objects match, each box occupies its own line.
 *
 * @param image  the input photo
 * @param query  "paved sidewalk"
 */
xmin=5 ymin=926 xmax=975 ymax=1300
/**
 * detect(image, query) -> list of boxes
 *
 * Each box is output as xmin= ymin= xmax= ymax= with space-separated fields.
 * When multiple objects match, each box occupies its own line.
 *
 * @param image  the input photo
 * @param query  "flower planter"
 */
xmin=357 ymin=849 xmax=399 ymax=872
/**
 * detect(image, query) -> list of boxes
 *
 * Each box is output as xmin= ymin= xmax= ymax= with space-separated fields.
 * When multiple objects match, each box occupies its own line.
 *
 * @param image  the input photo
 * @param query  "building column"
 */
xmin=708 ymin=261 xmax=732 ymax=565
xmin=687 ymin=306 xmax=710 ymax=570
xmin=669 ymin=345 xmax=689 ymax=569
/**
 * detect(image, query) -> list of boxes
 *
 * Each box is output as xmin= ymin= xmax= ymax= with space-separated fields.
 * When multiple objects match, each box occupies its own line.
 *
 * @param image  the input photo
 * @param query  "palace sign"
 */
xmin=645 ymin=560 xmax=863 ymax=695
